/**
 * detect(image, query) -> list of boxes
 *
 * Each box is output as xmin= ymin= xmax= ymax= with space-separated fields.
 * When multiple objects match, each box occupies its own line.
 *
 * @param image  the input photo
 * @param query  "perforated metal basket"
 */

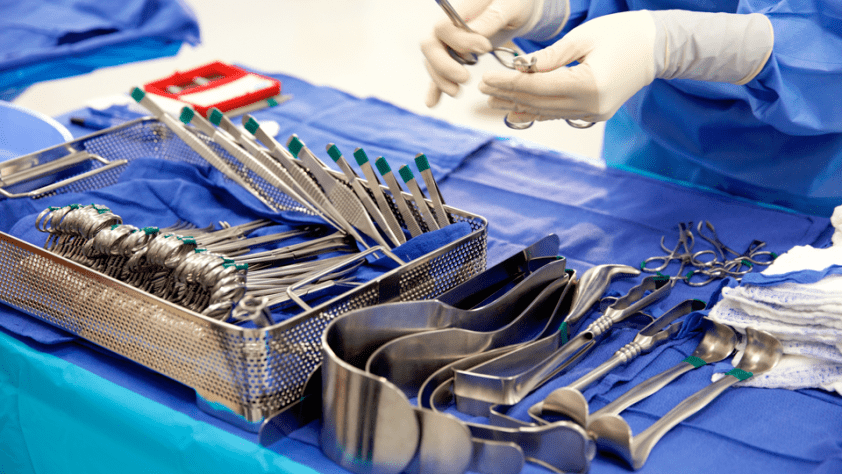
xmin=0 ymin=118 xmax=487 ymax=427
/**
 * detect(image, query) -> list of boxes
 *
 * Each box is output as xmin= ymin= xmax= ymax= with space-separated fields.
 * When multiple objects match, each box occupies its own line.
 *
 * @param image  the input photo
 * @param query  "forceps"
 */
xmin=640 ymin=222 xmax=694 ymax=284
xmin=642 ymin=221 xmax=776 ymax=286
xmin=435 ymin=0 xmax=595 ymax=131
xmin=686 ymin=222 xmax=775 ymax=286
xmin=685 ymin=239 xmax=773 ymax=286
xmin=695 ymin=221 xmax=775 ymax=267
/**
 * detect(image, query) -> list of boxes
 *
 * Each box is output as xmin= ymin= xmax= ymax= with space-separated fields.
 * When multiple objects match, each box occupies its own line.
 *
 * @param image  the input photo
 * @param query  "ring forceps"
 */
xmin=640 ymin=222 xmax=694 ymax=285
xmin=686 ymin=221 xmax=775 ymax=286
xmin=435 ymin=0 xmax=595 ymax=131
xmin=696 ymin=221 xmax=775 ymax=267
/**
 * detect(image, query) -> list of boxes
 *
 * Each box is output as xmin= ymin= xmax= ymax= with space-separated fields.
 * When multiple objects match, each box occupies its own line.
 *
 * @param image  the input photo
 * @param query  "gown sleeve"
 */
xmin=740 ymin=0 xmax=842 ymax=135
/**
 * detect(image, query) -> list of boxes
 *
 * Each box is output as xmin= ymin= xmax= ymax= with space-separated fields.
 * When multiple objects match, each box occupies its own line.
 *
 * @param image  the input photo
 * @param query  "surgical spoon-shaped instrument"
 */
xmin=529 ymin=299 xmax=707 ymax=427
xmin=588 ymin=327 xmax=782 ymax=470
xmin=589 ymin=319 xmax=737 ymax=421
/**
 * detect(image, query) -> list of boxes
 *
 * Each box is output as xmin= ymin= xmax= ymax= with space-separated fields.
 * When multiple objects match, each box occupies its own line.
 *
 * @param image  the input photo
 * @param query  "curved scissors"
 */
xmin=435 ymin=0 xmax=595 ymax=130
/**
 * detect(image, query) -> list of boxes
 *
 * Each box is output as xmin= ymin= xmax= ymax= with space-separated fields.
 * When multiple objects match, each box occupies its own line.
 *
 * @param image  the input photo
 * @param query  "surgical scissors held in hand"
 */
xmin=434 ymin=0 xmax=594 ymax=131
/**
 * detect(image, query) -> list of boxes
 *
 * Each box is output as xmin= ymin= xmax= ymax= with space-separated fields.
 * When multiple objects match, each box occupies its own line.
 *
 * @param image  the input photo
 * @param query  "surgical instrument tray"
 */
xmin=0 ymin=117 xmax=488 ymax=429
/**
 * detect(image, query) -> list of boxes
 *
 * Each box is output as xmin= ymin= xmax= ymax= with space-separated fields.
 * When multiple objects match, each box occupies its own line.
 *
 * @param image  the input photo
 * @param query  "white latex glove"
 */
xmin=479 ymin=9 xmax=774 ymax=124
xmin=421 ymin=0 xmax=569 ymax=107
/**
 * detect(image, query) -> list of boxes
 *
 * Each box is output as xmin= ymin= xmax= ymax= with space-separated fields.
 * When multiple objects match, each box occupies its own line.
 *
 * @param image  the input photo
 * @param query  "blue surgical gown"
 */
xmin=515 ymin=0 xmax=842 ymax=218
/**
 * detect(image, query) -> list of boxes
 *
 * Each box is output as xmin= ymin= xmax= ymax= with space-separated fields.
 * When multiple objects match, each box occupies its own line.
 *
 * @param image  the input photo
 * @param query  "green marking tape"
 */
xmin=375 ymin=157 xmax=391 ymax=175
xmin=326 ymin=144 xmax=342 ymax=162
xmin=222 ymin=262 xmax=248 ymax=270
xmin=69 ymin=204 xmax=81 ymax=210
xmin=771 ymin=252 xmax=779 ymax=259
xmin=639 ymin=261 xmax=646 ymax=270
xmin=686 ymin=270 xmax=695 ymax=280
xmin=179 ymin=107 xmax=195 ymax=124
xmin=683 ymin=356 xmax=707 ymax=368
xmin=194 ymin=248 xmax=207 ymax=254
xmin=110 ymin=224 xmax=121 ymax=230
xmin=49 ymin=206 xmax=62 ymax=211
xmin=414 ymin=154 xmax=430 ymax=172
xmin=267 ymin=97 xmax=279 ymax=107
xmin=741 ymin=259 xmax=753 ymax=268
xmin=353 ymin=148 xmax=369 ymax=166
xmin=180 ymin=237 xmax=196 ymax=245
xmin=726 ymin=368 xmax=753 ymax=381
xmin=398 ymin=165 xmax=414 ymax=183
xmin=208 ymin=108 xmax=224 ymax=126
xmin=142 ymin=227 xmax=159 ymax=235
xmin=130 ymin=87 xmax=145 ymax=102
xmin=244 ymin=117 xmax=260 ymax=134
xmin=559 ymin=321 xmax=569 ymax=345
xmin=288 ymin=136 xmax=303 ymax=157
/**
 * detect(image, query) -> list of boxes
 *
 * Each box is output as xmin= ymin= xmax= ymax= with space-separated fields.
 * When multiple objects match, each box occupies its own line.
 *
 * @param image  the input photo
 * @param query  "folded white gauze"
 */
xmin=832 ymin=204 xmax=842 ymax=246
xmin=707 ymin=240 xmax=842 ymax=393
xmin=720 ymin=351 xmax=842 ymax=394
xmin=721 ymin=278 xmax=842 ymax=330
xmin=709 ymin=297 xmax=842 ymax=355
xmin=761 ymin=244 xmax=842 ymax=275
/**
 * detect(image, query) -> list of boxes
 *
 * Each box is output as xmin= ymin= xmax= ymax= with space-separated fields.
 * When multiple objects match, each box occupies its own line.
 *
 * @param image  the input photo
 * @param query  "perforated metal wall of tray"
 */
xmin=0 ymin=118 xmax=487 ymax=425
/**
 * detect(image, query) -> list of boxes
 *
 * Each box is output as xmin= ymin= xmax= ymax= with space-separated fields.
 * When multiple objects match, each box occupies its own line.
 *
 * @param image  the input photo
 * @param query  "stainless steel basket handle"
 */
xmin=0 ymin=150 xmax=127 ymax=199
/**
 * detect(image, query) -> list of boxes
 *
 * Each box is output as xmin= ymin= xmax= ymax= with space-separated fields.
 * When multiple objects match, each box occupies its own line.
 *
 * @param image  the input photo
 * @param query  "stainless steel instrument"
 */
xmin=452 ymin=272 xmax=666 ymax=408
xmin=528 ymin=299 xmax=708 ymax=427
xmin=320 ymin=267 xmax=595 ymax=474
xmin=589 ymin=328 xmax=782 ymax=470
xmin=0 ymin=117 xmax=488 ymax=430
xmin=588 ymin=319 xmax=738 ymax=422
xmin=365 ymin=262 xmax=572 ymax=395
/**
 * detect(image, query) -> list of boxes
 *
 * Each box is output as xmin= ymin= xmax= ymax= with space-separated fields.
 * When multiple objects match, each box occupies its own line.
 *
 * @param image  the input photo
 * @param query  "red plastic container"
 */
xmin=143 ymin=61 xmax=281 ymax=116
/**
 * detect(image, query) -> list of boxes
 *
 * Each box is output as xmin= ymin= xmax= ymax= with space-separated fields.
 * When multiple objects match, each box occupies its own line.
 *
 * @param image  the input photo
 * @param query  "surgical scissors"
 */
xmin=435 ymin=0 xmax=595 ymax=131
xmin=435 ymin=0 xmax=522 ymax=69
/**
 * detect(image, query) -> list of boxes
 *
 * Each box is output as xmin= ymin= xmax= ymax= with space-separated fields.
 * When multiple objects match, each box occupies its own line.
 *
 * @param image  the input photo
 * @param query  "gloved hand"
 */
xmin=479 ymin=10 xmax=774 ymax=124
xmin=421 ymin=0 xmax=569 ymax=107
